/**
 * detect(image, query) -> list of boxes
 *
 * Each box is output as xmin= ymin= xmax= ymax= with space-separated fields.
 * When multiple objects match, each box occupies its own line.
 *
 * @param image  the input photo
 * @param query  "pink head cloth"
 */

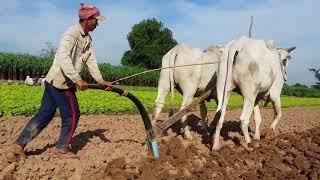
xmin=78 ymin=2 xmax=105 ymax=20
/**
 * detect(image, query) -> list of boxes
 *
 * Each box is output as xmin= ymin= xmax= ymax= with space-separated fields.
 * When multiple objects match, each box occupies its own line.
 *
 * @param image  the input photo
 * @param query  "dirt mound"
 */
xmin=104 ymin=127 xmax=320 ymax=179
xmin=0 ymin=107 xmax=319 ymax=179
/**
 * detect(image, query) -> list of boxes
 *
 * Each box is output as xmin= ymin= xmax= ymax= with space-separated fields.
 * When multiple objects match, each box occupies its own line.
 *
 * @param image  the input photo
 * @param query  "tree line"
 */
xmin=0 ymin=18 xmax=319 ymax=89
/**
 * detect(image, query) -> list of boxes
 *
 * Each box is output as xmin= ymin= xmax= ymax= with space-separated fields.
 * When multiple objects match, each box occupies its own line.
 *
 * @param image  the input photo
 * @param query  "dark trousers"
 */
xmin=16 ymin=82 xmax=80 ymax=152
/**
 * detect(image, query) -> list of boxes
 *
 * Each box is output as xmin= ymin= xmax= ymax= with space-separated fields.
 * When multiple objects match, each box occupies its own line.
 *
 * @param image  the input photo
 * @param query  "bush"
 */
xmin=282 ymin=86 xmax=320 ymax=98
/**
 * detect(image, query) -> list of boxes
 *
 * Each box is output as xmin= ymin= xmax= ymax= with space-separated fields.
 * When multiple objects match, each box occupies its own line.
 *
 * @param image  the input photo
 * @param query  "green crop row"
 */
xmin=1 ymin=52 xmax=320 ymax=96
xmin=1 ymin=83 xmax=319 ymax=116
xmin=0 ymin=52 xmax=160 ymax=86
xmin=0 ymin=52 xmax=52 ymax=75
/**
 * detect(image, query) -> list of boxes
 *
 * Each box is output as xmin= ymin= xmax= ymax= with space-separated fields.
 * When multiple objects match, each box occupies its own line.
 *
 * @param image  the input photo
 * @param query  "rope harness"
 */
xmin=111 ymin=61 xmax=221 ymax=85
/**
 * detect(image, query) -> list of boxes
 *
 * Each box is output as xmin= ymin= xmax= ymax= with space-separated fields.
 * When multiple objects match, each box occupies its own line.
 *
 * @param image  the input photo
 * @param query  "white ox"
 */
xmin=212 ymin=36 xmax=296 ymax=150
xmin=152 ymin=44 xmax=223 ymax=139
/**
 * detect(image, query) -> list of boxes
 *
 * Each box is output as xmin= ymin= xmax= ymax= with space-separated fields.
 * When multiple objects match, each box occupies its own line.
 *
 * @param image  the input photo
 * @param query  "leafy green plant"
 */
xmin=1 ymin=83 xmax=319 ymax=116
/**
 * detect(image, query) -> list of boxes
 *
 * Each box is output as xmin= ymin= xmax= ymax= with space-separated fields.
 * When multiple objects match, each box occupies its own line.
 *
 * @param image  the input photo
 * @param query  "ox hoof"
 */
xmin=199 ymin=125 xmax=207 ymax=131
xmin=249 ymin=140 xmax=260 ymax=148
xmin=270 ymin=125 xmax=276 ymax=130
xmin=253 ymin=134 xmax=260 ymax=141
xmin=183 ymin=131 xmax=193 ymax=141
xmin=211 ymin=144 xmax=220 ymax=151
xmin=261 ymin=128 xmax=274 ymax=139
xmin=241 ymin=142 xmax=254 ymax=152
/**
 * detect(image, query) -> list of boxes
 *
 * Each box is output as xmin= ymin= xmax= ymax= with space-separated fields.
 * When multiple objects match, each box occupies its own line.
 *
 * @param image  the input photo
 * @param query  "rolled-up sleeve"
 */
xmin=57 ymin=33 xmax=82 ymax=83
xmin=86 ymin=45 xmax=104 ymax=83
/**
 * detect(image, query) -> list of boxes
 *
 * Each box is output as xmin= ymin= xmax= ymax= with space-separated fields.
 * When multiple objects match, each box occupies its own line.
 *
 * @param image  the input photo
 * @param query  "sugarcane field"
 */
xmin=1 ymin=1 xmax=320 ymax=180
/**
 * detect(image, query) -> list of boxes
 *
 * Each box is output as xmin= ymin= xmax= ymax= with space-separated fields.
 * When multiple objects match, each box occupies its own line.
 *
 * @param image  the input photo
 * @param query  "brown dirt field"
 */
xmin=0 ymin=107 xmax=319 ymax=180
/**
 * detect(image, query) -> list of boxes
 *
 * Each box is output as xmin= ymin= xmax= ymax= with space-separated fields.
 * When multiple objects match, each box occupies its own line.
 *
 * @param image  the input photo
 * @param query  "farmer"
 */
xmin=37 ymin=75 xmax=46 ymax=87
xmin=8 ymin=3 xmax=111 ymax=160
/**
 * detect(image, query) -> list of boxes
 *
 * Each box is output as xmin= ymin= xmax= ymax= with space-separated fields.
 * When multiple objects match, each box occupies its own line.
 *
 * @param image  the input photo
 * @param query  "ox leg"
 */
xmin=181 ymin=95 xmax=194 ymax=140
xmin=240 ymin=96 xmax=255 ymax=144
xmin=152 ymin=86 xmax=170 ymax=124
xmin=253 ymin=104 xmax=262 ymax=140
xmin=199 ymin=101 xmax=208 ymax=132
xmin=270 ymin=97 xmax=282 ymax=130
xmin=212 ymin=94 xmax=230 ymax=150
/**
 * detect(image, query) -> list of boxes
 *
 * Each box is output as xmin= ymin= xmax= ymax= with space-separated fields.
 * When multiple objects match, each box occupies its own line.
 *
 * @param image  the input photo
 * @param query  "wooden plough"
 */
xmin=153 ymin=89 xmax=212 ymax=136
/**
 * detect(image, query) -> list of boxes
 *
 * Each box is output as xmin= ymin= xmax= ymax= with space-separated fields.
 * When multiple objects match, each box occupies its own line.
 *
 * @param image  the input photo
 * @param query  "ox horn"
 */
xmin=286 ymin=46 xmax=296 ymax=52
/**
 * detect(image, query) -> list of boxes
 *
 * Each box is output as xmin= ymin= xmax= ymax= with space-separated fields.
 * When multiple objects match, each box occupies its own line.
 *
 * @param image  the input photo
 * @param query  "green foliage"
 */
xmin=121 ymin=18 xmax=178 ymax=69
xmin=1 ymin=83 xmax=320 ymax=116
xmin=0 ymin=53 xmax=160 ymax=86
xmin=291 ymin=83 xmax=308 ymax=88
xmin=3 ymin=52 xmax=320 ymax=90
xmin=282 ymin=85 xmax=320 ymax=98
xmin=311 ymin=84 xmax=320 ymax=90
xmin=0 ymin=52 xmax=52 ymax=76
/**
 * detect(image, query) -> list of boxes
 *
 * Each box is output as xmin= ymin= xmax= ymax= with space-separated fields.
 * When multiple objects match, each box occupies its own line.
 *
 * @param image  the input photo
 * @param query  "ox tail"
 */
xmin=216 ymin=44 xmax=237 ymax=114
xmin=168 ymin=45 xmax=179 ymax=117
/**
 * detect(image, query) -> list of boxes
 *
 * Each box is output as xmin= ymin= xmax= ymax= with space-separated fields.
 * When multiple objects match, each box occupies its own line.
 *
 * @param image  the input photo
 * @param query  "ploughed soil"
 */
xmin=0 ymin=107 xmax=319 ymax=180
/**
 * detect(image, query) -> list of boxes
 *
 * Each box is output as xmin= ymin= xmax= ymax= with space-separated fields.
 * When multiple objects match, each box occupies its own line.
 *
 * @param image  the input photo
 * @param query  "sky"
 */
xmin=0 ymin=0 xmax=319 ymax=85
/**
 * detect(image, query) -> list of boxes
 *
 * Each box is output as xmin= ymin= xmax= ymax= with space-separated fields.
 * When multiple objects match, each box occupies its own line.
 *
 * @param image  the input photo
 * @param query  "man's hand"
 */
xmin=100 ymin=81 xmax=112 ymax=91
xmin=76 ymin=80 xmax=88 ymax=91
